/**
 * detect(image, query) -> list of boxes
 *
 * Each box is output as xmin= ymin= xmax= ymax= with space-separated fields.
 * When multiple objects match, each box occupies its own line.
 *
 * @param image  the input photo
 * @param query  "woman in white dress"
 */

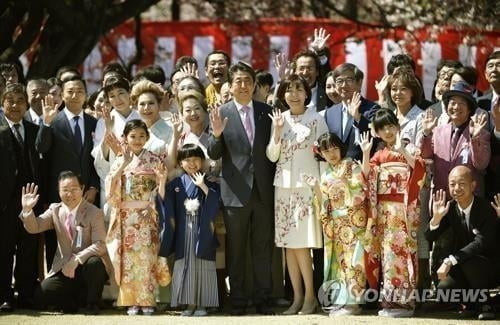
xmin=266 ymin=74 xmax=328 ymax=315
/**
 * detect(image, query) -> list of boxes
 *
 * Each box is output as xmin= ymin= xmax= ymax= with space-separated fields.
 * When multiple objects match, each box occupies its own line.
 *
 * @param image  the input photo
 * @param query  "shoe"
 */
xmin=127 ymin=306 xmax=139 ymax=315
xmin=181 ymin=308 xmax=194 ymax=316
xmin=378 ymin=308 xmax=413 ymax=317
xmin=193 ymin=308 xmax=208 ymax=316
xmin=282 ymin=298 xmax=303 ymax=315
xmin=84 ymin=303 xmax=100 ymax=315
xmin=141 ymin=307 xmax=154 ymax=315
xmin=230 ymin=306 xmax=246 ymax=316
xmin=298 ymin=299 xmax=318 ymax=315
xmin=458 ymin=305 xmax=477 ymax=319
xmin=255 ymin=304 xmax=275 ymax=315
xmin=329 ymin=305 xmax=361 ymax=316
xmin=478 ymin=304 xmax=495 ymax=320
xmin=273 ymin=298 xmax=291 ymax=307
xmin=0 ymin=301 xmax=14 ymax=312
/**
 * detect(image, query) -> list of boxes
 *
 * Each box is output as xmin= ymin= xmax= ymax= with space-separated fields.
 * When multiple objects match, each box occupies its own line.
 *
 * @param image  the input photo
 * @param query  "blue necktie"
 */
xmin=73 ymin=116 xmax=83 ymax=155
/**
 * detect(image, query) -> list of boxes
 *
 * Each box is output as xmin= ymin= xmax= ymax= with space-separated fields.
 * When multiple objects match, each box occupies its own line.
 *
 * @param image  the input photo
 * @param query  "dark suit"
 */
xmin=207 ymin=100 xmax=275 ymax=308
xmin=425 ymin=197 xmax=498 ymax=290
xmin=35 ymin=109 xmax=99 ymax=266
xmin=0 ymin=117 xmax=46 ymax=304
xmin=477 ymin=91 xmax=492 ymax=112
xmin=324 ymin=97 xmax=379 ymax=161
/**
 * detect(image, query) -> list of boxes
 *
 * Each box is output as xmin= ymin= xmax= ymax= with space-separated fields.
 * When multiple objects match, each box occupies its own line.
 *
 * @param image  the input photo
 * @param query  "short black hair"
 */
xmin=332 ymin=63 xmax=364 ymax=81
xmin=135 ymin=65 xmax=166 ymax=86
xmin=436 ymin=59 xmax=462 ymax=73
xmin=453 ymin=66 xmax=478 ymax=86
xmin=486 ymin=50 xmax=500 ymax=66
xmin=87 ymin=88 xmax=105 ymax=111
xmin=314 ymin=132 xmax=347 ymax=162
xmin=47 ymin=77 xmax=62 ymax=89
xmin=204 ymin=50 xmax=230 ymax=68
xmin=123 ymin=119 xmax=149 ymax=138
xmin=175 ymin=56 xmax=198 ymax=70
xmin=255 ymin=70 xmax=274 ymax=88
xmin=58 ymin=170 xmax=84 ymax=187
xmin=103 ymin=62 xmax=129 ymax=80
xmin=292 ymin=49 xmax=321 ymax=73
xmin=55 ymin=66 xmax=81 ymax=82
xmin=276 ymin=74 xmax=311 ymax=110
xmin=387 ymin=54 xmax=416 ymax=75
xmin=103 ymin=75 xmax=130 ymax=95
xmin=62 ymin=76 xmax=87 ymax=92
xmin=228 ymin=61 xmax=255 ymax=85
xmin=1 ymin=83 xmax=27 ymax=104
xmin=372 ymin=108 xmax=400 ymax=132
xmin=177 ymin=143 xmax=206 ymax=163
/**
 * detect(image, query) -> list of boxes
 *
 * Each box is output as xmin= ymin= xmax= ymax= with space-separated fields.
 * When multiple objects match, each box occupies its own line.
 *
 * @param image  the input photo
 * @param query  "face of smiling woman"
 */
xmin=137 ymin=92 xmax=160 ymax=127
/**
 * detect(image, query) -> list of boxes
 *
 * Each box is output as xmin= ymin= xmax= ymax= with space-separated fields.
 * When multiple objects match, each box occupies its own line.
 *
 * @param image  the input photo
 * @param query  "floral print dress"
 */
xmin=106 ymin=150 xmax=170 ymax=307
xmin=318 ymin=158 xmax=368 ymax=305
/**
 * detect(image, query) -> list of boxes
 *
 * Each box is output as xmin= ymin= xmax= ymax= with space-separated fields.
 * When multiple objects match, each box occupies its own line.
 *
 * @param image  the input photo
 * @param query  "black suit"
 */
xmin=35 ymin=109 xmax=99 ymax=266
xmin=425 ymin=197 xmax=498 ymax=290
xmin=477 ymin=91 xmax=492 ymax=112
xmin=0 ymin=117 xmax=46 ymax=304
xmin=207 ymin=100 xmax=275 ymax=308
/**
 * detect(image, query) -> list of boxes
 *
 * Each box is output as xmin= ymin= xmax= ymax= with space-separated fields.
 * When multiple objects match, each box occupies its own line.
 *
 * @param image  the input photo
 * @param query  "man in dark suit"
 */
xmin=477 ymin=50 xmax=499 ymax=112
xmin=36 ymin=76 xmax=99 ymax=267
xmin=324 ymin=63 xmax=379 ymax=161
xmin=25 ymin=79 xmax=49 ymax=126
xmin=426 ymin=166 xmax=498 ymax=320
xmin=207 ymin=62 xmax=275 ymax=315
xmin=0 ymin=83 xmax=47 ymax=311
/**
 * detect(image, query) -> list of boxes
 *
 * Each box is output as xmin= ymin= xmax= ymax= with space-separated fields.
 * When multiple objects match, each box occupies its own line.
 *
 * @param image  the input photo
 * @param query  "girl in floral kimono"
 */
xmin=106 ymin=119 xmax=171 ymax=315
xmin=304 ymin=132 xmax=368 ymax=316
xmin=360 ymin=108 xmax=425 ymax=317
xmin=159 ymin=143 xmax=220 ymax=316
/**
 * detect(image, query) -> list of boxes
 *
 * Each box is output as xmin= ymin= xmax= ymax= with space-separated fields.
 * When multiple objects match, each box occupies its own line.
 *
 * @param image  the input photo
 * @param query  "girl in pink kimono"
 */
xmin=360 ymin=108 xmax=425 ymax=318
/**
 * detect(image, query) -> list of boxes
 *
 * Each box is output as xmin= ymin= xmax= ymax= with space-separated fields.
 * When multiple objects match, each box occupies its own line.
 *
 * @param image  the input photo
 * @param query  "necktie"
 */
xmin=341 ymin=105 xmax=349 ymax=138
xmin=12 ymin=123 xmax=24 ymax=148
xmin=459 ymin=210 xmax=469 ymax=232
xmin=73 ymin=116 xmax=83 ymax=154
xmin=65 ymin=213 xmax=74 ymax=241
xmin=242 ymin=106 xmax=254 ymax=145
xmin=450 ymin=127 xmax=460 ymax=157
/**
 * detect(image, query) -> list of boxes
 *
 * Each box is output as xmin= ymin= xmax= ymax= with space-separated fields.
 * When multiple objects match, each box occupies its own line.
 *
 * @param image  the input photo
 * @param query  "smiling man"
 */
xmin=205 ymin=50 xmax=230 ymax=107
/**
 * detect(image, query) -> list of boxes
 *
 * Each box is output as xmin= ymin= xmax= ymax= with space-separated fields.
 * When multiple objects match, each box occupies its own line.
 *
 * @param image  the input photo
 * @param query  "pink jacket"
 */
xmin=420 ymin=123 xmax=490 ymax=197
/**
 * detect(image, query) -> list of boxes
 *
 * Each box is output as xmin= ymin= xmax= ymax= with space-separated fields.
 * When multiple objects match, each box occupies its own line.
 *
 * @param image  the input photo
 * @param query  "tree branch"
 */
xmin=104 ymin=0 xmax=160 ymax=30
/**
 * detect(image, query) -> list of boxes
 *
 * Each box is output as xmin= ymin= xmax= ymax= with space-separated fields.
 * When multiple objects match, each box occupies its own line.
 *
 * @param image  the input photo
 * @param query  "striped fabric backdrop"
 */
xmin=83 ymin=19 xmax=500 ymax=100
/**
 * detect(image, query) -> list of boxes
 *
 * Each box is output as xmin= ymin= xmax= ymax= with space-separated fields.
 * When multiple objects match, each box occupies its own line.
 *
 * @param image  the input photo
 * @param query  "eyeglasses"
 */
xmin=334 ymin=77 xmax=356 ymax=86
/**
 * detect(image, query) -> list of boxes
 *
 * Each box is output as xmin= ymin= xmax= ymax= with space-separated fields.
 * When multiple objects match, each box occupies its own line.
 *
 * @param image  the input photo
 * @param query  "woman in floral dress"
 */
xmin=360 ymin=108 xmax=425 ymax=318
xmin=266 ymin=74 xmax=328 ymax=315
xmin=304 ymin=132 xmax=368 ymax=316
xmin=106 ymin=119 xmax=171 ymax=315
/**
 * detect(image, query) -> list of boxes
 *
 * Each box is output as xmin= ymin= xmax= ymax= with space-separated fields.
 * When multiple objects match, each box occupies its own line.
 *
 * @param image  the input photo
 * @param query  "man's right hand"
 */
xmin=41 ymin=95 xmax=58 ymax=125
xmin=431 ymin=189 xmax=450 ymax=225
xmin=21 ymin=183 xmax=39 ymax=213
xmin=209 ymin=106 xmax=228 ymax=138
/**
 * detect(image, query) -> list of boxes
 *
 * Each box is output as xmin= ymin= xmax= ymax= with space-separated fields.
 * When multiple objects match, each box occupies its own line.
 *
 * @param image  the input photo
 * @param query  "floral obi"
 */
xmin=121 ymin=169 xmax=157 ymax=202
xmin=377 ymin=162 xmax=409 ymax=201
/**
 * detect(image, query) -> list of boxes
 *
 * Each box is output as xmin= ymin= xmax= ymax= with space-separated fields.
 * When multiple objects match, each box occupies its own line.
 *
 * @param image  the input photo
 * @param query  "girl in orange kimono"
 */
xmin=360 ymin=108 xmax=425 ymax=318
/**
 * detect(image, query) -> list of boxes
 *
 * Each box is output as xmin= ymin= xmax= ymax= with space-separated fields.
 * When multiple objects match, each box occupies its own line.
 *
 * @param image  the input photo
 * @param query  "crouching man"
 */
xmin=19 ymin=171 xmax=111 ymax=314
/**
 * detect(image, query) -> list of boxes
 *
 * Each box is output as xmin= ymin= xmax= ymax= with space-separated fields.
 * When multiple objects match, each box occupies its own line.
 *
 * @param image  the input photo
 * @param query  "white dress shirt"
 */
xmin=63 ymin=108 xmax=85 ymax=143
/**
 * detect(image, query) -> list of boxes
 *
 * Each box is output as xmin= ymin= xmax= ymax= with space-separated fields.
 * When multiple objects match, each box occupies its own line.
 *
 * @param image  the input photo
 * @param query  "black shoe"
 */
xmin=255 ymin=304 xmax=275 ymax=315
xmin=458 ymin=306 xmax=477 ymax=319
xmin=84 ymin=303 xmax=100 ymax=315
xmin=230 ymin=306 xmax=246 ymax=316
xmin=478 ymin=304 xmax=495 ymax=321
xmin=0 ymin=301 xmax=14 ymax=312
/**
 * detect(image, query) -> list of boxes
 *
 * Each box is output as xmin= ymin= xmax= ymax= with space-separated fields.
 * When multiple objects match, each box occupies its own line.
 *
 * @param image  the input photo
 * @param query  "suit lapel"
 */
xmin=327 ymin=105 xmax=343 ymax=137
xmin=442 ymin=124 xmax=453 ymax=161
xmin=75 ymin=200 xmax=88 ymax=227
xmin=343 ymin=115 xmax=354 ymax=142
xmin=58 ymin=205 xmax=73 ymax=245
xmin=252 ymin=101 xmax=265 ymax=148
xmin=451 ymin=126 xmax=469 ymax=162
xmin=82 ymin=113 xmax=94 ymax=151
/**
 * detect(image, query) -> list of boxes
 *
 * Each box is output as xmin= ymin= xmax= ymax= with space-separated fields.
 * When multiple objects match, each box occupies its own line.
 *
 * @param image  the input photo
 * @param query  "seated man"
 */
xmin=19 ymin=171 xmax=110 ymax=314
xmin=426 ymin=166 xmax=498 ymax=320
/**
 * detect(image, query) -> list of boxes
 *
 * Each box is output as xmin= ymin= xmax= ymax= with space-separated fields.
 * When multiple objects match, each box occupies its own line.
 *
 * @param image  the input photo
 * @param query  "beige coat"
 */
xmin=20 ymin=200 xmax=113 ymax=278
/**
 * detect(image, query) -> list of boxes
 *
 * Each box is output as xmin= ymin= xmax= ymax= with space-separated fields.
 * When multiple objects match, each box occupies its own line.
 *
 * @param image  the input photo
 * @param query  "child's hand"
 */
xmin=301 ymin=173 xmax=318 ymax=188
xmin=191 ymin=172 xmax=206 ymax=187
xmin=154 ymin=162 xmax=168 ymax=184
xmin=359 ymin=131 xmax=373 ymax=153
xmin=393 ymin=132 xmax=403 ymax=153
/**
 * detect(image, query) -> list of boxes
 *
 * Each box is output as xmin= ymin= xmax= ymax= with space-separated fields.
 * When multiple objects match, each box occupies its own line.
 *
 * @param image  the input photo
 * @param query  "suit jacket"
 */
xmin=324 ymin=97 xmax=379 ymax=161
xmin=420 ymin=123 xmax=490 ymax=196
xmin=19 ymin=200 xmax=111 ymax=278
xmin=36 ymin=110 xmax=99 ymax=202
xmin=0 ymin=117 xmax=45 ymax=213
xmin=425 ymin=197 xmax=497 ymax=264
xmin=207 ymin=100 xmax=276 ymax=207
xmin=477 ymin=91 xmax=492 ymax=111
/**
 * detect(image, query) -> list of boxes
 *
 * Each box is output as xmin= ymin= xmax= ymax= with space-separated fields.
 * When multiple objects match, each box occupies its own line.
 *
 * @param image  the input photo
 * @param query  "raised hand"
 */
xmin=209 ymin=106 xmax=228 ymax=138
xmin=274 ymin=53 xmax=292 ymax=81
xmin=347 ymin=92 xmax=362 ymax=122
xmin=432 ymin=189 xmax=450 ymax=222
xmin=302 ymin=174 xmax=318 ymax=188
xmin=309 ymin=27 xmax=331 ymax=52
xmin=268 ymin=108 xmax=284 ymax=129
xmin=180 ymin=62 xmax=199 ymax=79
xmin=171 ymin=113 xmax=183 ymax=139
xmin=359 ymin=131 xmax=373 ymax=153
xmin=102 ymin=105 xmax=114 ymax=132
xmin=421 ymin=109 xmax=437 ymax=136
xmin=191 ymin=172 xmax=206 ymax=187
xmin=491 ymin=193 xmax=500 ymax=218
xmin=469 ymin=112 xmax=488 ymax=137
xmin=491 ymin=99 xmax=500 ymax=131
xmin=392 ymin=132 xmax=403 ymax=152
xmin=21 ymin=183 xmax=39 ymax=212
xmin=104 ymin=132 xmax=122 ymax=156
xmin=154 ymin=162 xmax=168 ymax=185
xmin=41 ymin=95 xmax=58 ymax=125
xmin=120 ymin=144 xmax=133 ymax=167
xmin=375 ymin=75 xmax=389 ymax=95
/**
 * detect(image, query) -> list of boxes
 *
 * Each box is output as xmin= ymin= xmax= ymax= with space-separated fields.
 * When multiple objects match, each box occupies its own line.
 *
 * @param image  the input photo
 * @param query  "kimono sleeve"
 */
xmin=158 ymin=179 xmax=177 ymax=257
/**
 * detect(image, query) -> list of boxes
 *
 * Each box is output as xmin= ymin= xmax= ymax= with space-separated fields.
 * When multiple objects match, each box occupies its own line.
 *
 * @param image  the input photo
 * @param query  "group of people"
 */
xmin=0 ymin=27 xmax=500 ymax=320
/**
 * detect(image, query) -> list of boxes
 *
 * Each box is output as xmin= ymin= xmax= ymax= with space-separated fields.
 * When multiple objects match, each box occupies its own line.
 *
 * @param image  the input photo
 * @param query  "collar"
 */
xmin=62 ymin=198 xmax=83 ymax=217
xmin=492 ymin=90 xmax=499 ymax=106
xmin=29 ymin=108 xmax=41 ymax=122
xmin=3 ymin=116 xmax=23 ymax=129
xmin=457 ymin=197 xmax=474 ymax=217
xmin=64 ymin=107 xmax=84 ymax=121
xmin=234 ymin=100 xmax=254 ymax=112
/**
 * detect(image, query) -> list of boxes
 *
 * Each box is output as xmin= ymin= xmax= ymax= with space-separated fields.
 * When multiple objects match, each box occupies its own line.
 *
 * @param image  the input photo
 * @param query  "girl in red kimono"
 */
xmin=360 ymin=108 xmax=425 ymax=317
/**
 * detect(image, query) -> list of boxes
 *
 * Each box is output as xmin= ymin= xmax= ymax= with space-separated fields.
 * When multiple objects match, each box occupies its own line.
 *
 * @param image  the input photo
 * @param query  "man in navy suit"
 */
xmin=36 ymin=76 xmax=99 ymax=267
xmin=324 ymin=63 xmax=379 ymax=161
xmin=477 ymin=50 xmax=499 ymax=112
xmin=426 ymin=166 xmax=498 ymax=320
xmin=207 ymin=62 xmax=275 ymax=315
xmin=0 ymin=84 xmax=47 ymax=311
